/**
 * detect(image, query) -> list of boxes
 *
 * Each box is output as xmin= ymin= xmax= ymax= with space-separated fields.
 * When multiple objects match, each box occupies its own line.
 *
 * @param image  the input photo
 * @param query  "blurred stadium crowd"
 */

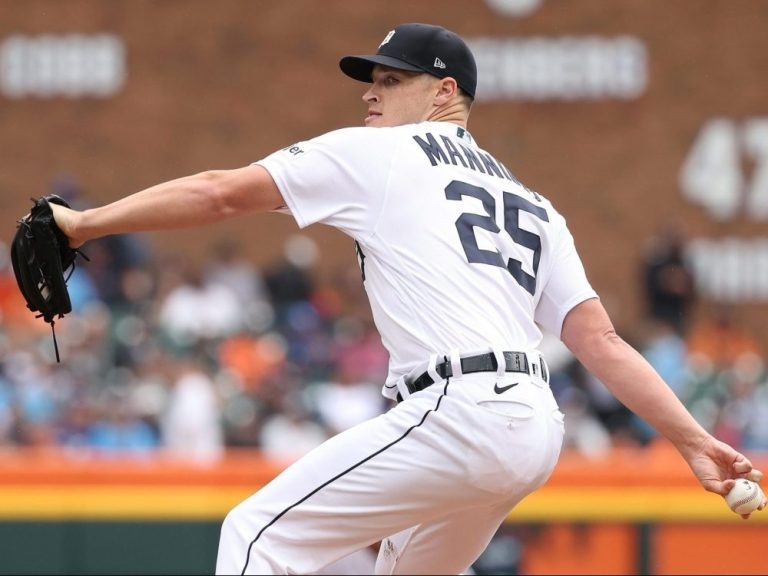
xmin=0 ymin=184 xmax=766 ymax=461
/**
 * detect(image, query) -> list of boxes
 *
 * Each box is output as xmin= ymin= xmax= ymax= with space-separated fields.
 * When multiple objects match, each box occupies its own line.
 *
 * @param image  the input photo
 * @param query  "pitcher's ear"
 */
xmin=435 ymin=76 xmax=459 ymax=103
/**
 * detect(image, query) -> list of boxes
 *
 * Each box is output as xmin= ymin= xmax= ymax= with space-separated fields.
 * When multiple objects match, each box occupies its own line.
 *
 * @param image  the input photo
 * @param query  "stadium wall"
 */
xmin=0 ymin=445 xmax=765 ymax=574
xmin=1 ymin=0 xmax=768 ymax=347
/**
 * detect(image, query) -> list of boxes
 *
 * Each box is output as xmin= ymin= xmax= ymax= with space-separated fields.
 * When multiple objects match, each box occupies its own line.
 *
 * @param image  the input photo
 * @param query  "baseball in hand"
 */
xmin=725 ymin=479 xmax=764 ymax=515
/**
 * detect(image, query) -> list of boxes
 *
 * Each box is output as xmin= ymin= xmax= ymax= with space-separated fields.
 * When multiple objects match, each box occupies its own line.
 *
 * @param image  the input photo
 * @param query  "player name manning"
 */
xmin=413 ymin=132 xmax=521 ymax=184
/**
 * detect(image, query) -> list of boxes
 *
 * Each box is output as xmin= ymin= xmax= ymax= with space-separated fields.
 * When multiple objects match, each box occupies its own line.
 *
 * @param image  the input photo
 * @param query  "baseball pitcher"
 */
xmin=42 ymin=22 xmax=765 ymax=575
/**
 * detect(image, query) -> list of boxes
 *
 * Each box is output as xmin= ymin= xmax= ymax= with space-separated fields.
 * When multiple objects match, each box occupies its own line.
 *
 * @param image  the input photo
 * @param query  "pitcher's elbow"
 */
xmin=193 ymin=170 xmax=238 ymax=218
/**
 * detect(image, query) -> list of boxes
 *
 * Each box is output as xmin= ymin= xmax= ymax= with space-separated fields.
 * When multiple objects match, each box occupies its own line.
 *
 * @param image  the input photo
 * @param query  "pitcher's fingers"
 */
xmin=716 ymin=478 xmax=736 ymax=495
xmin=746 ymin=468 xmax=764 ymax=483
xmin=733 ymin=455 xmax=753 ymax=475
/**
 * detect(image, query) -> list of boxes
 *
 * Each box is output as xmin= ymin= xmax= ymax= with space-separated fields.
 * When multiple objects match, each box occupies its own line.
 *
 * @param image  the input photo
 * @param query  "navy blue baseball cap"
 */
xmin=339 ymin=23 xmax=477 ymax=98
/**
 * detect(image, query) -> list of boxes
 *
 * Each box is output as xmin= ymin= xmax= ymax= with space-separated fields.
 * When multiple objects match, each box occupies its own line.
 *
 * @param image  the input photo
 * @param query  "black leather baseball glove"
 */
xmin=10 ymin=194 xmax=87 ymax=361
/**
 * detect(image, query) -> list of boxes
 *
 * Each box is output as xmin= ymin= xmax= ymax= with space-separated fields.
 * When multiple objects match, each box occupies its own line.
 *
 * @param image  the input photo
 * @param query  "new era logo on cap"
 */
xmin=339 ymin=23 xmax=478 ymax=98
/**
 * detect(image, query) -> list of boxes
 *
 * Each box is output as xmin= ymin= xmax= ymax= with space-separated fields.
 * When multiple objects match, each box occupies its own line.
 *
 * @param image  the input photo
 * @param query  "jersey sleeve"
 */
xmin=534 ymin=215 xmax=598 ymax=338
xmin=255 ymin=127 xmax=393 ymax=238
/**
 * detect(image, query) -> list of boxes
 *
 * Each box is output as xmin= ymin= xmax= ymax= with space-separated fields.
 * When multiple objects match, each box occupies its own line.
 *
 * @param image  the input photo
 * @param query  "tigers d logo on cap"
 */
xmin=379 ymin=30 xmax=396 ymax=47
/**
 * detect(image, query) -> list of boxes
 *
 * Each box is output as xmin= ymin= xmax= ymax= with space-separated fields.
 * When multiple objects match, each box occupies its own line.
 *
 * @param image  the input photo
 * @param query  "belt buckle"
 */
xmin=503 ymin=351 xmax=527 ymax=373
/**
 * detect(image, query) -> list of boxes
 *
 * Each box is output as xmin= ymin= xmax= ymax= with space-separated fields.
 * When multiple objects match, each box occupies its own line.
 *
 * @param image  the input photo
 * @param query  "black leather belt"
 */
xmin=397 ymin=351 xmax=547 ymax=402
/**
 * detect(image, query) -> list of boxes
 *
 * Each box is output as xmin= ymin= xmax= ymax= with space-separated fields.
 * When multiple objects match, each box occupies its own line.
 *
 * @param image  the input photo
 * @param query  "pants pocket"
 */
xmin=476 ymin=399 xmax=536 ymax=420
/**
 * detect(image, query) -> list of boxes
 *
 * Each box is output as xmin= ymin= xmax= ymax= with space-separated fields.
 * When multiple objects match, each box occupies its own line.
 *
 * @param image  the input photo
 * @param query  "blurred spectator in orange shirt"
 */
xmin=686 ymin=302 xmax=762 ymax=369
xmin=218 ymin=332 xmax=286 ymax=391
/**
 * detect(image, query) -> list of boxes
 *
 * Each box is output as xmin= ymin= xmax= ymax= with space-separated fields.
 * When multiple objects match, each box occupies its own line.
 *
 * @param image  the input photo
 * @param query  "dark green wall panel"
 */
xmin=0 ymin=522 xmax=220 ymax=575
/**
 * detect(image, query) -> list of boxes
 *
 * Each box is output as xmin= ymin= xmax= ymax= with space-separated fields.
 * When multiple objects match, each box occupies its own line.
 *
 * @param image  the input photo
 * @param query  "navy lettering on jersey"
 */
xmin=413 ymin=132 xmax=524 ymax=185
xmin=440 ymin=136 xmax=469 ymax=168
xmin=458 ymin=143 xmax=486 ymax=174
xmin=412 ymin=133 xmax=449 ymax=166
xmin=446 ymin=180 xmax=550 ymax=295
xmin=478 ymin=152 xmax=504 ymax=179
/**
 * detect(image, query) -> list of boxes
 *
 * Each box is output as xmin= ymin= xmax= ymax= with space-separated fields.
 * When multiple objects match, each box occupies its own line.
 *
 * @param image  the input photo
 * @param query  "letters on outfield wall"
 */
xmin=470 ymin=36 xmax=647 ymax=101
xmin=680 ymin=117 xmax=768 ymax=301
xmin=0 ymin=34 xmax=125 ymax=98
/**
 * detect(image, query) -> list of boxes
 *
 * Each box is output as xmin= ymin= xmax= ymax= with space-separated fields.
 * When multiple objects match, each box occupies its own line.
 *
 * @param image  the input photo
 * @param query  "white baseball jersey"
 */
xmin=257 ymin=121 xmax=597 ymax=399
xmin=219 ymin=121 xmax=592 ymax=574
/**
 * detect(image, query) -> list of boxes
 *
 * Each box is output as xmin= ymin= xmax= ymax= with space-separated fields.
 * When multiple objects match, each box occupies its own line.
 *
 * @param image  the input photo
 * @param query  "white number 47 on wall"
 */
xmin=680 ymin=117 xmax=768 ymax=221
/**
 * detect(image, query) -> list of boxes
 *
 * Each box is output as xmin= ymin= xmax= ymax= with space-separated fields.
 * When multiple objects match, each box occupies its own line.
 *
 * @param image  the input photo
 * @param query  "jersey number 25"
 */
xmin=445 ymin=180 xmax=549 ymax=295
